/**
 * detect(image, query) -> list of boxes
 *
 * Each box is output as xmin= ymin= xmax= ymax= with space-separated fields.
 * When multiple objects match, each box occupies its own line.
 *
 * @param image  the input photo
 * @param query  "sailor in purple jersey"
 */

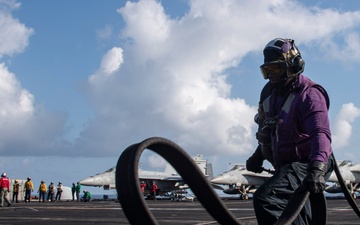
xmin=246 ymin=38 xmax=334 ymax=225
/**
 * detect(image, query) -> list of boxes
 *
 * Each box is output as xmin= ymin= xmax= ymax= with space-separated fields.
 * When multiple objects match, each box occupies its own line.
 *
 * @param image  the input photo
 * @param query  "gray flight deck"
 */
xmin=0 ymin=198 xmax=359 ymax=224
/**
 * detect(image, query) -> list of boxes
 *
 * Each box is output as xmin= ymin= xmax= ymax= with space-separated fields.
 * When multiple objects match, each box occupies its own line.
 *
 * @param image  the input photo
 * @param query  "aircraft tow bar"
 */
xmin=115 ymin=137 xmax=360 ymax=225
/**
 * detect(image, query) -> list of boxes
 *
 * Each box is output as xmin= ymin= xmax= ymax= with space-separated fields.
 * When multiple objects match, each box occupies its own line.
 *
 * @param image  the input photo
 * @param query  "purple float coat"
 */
xmin=262 ymin=75 xmax=332 ymax=166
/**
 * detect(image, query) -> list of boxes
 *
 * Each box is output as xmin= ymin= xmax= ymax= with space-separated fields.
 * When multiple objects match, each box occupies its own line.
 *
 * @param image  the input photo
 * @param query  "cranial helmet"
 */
xmin=260 ymin=38 xmax=305 ymax=83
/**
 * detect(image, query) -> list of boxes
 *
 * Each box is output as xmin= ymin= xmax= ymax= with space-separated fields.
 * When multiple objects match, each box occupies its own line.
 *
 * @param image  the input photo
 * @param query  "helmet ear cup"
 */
xmin=292 ymin=56 xmax=305 ymax=74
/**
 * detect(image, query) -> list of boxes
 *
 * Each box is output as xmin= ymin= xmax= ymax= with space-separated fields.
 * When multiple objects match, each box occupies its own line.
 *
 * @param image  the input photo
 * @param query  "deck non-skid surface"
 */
xmin=0 ymin=199 xmax=358 ymax=225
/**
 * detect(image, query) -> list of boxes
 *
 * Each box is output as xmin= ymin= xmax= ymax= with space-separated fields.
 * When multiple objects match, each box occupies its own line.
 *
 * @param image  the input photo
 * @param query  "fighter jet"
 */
xmin=210 ymin=163 xmax=273 ymax=200
xmin=326 ymin=160 xmax=360 ymax=199
xmin=78 ymin=154 xmax=214 ymax=195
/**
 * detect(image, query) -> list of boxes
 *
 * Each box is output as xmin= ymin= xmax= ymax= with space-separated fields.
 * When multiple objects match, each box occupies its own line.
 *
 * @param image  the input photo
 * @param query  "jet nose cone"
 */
xmin=327 ymin=172 xmax=337 ymax=182
xmin=78 ymin=177 xmax=95 ymax=186
xmin=210 ymin=175 xmax=225 ymax=184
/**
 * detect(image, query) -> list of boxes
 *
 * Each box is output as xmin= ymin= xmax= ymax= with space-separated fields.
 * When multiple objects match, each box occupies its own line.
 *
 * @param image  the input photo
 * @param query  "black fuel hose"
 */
xmin=274 ymin=188 xmax=327 ymax=225
xmin=273 ymin=188 xmax=310 ymax=225
xmin=116 ymin=137 xmax=241 ymax=225
xmin=274 ymin=153 xmax=360 ymax=225
xmin=116 ymin=137 xmax=359 ymax=224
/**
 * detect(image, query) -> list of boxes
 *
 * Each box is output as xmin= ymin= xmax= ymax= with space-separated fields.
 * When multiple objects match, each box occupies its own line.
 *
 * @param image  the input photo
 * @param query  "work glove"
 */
xmin=246 ymin=146 xmax=264 ymax=173
xmin=303 ymin=161 xmax=327 ymax=193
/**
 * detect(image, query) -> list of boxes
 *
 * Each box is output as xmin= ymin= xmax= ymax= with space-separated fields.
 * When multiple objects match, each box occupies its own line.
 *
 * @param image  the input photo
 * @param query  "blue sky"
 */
xmin=1 ymin=0 xmax=360 ymax=194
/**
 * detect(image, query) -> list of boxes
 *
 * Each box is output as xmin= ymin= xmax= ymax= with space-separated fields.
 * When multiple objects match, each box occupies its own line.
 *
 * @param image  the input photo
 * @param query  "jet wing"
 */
xmin=159 ymin=177 xmax=183 ymax=181
xmin=241 ymin=172 xmax=272 ymax=186
xmin=241 ymin=170 xmax=273 ymax=178
xmin=351 ymin=170 xmax=360 ymax=181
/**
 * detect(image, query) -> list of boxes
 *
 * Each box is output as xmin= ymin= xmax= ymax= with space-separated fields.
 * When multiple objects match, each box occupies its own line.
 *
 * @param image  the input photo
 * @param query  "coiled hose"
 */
xmin=116 ymin=137 xmax=360 ymax=225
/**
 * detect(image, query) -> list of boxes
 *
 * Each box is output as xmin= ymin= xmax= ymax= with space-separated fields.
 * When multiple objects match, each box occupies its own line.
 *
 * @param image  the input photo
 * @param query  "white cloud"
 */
xmin=2 ymin=0 xmax=360 ymax=167
xmin=0 ymin=0 xmax=34 ymax=58
xmin=147 ymin=154 xmax=167 ymax=169
xmin=0 ymin=63 xmax=34 ymax=117
xmin=96 ymin=24 xmax=113 ymax=40
xmin=3 ymin=0 xmax=360 ymax=192
xmin=0 ymin=62 xmax=68 ymax=156
xmin=80 ymin=0 xmax=265 ymax=159
xmin=0 ymin=1 xmax=68 ymax=156
xmin=118 ymin=0 xmax=171 ymax=61
xmin=332 ymin=103 xmax=360 ymax=149
xmin=89 ymin=47 xmax=124 ymax=83
xmin=76 ymin=0 xmax=360 ymax=165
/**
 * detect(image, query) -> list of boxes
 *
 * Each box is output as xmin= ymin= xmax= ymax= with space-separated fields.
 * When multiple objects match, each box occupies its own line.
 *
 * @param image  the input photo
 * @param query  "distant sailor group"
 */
xmin=0 ymin=172 xmax=90 ymax=206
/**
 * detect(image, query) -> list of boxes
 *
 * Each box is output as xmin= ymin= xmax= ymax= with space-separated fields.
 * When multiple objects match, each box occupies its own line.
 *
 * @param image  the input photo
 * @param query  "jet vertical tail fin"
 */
xmin=193 ymin=154 xmax=213 ymax=180
xmin=205 ymin=162 xmax=214 ymax=180
xmin=164 ymin=154 xmax=213 ymax=179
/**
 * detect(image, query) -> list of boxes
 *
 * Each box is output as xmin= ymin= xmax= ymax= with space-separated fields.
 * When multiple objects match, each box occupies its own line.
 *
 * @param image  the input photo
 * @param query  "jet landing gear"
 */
xmin=350 ymin=183 xmax=359 ymax=199
xmin=224 ymin=184 xmax=253 ymax=200
xmin=237 ymin=184 xmax=252 ymax=200
xmin=234 ymin=184 xmax=251 ymax=200
xmin=341 ymin=182 xmax=360 ymax=199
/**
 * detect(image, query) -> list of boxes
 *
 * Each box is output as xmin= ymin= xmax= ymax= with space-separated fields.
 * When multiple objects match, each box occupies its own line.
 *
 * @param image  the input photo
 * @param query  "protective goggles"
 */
xmin=260 ymin=61 xmax=287 ymax=79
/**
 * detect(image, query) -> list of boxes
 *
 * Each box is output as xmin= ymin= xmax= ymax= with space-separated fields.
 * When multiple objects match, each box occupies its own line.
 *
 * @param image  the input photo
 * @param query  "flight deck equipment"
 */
xmin=116 ymin=137 xmax=360 ymax=225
